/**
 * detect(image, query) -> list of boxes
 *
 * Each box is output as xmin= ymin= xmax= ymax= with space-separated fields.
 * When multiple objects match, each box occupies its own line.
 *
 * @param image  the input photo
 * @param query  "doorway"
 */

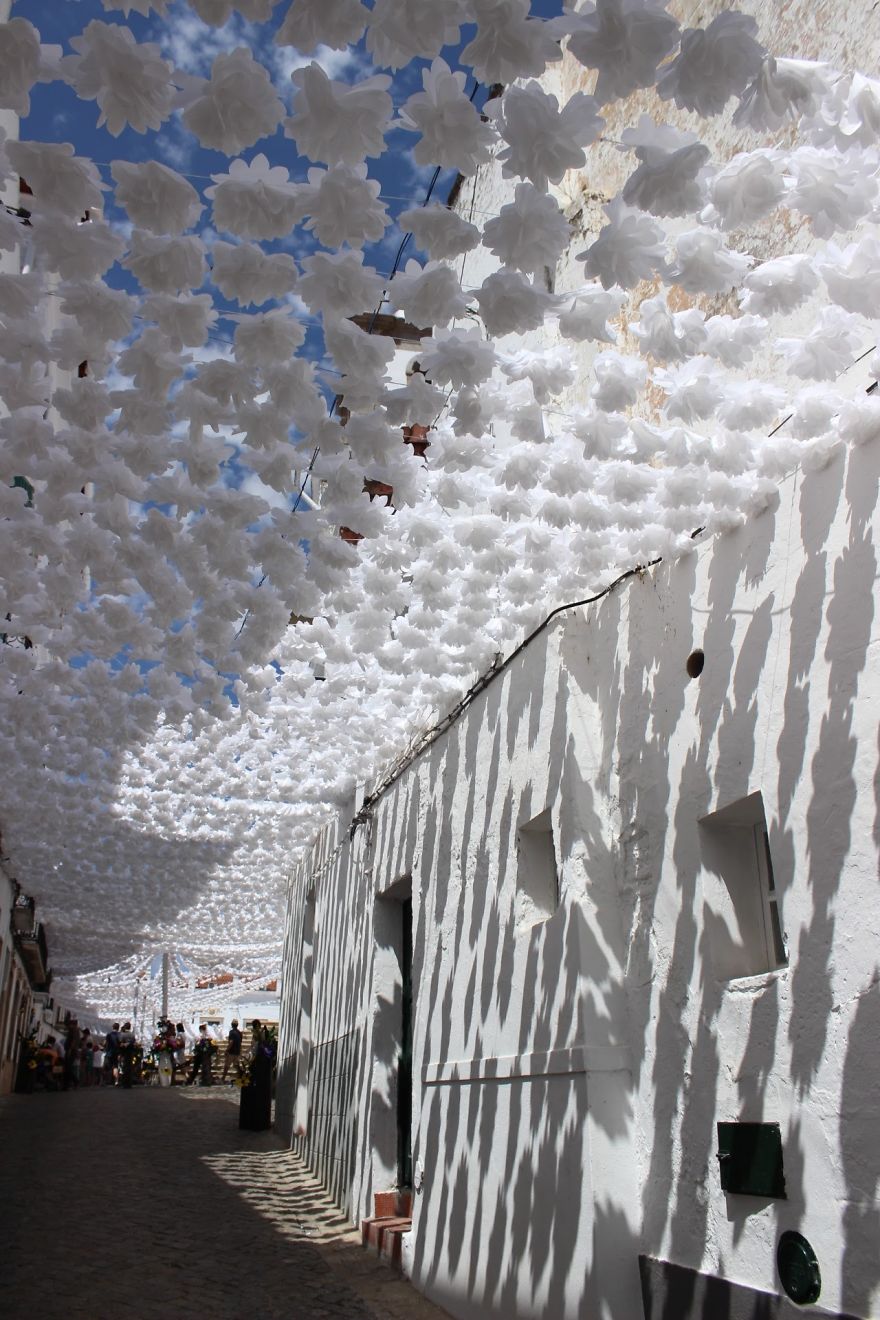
xmin=397 ymin=897 xmax=413 ymax=1189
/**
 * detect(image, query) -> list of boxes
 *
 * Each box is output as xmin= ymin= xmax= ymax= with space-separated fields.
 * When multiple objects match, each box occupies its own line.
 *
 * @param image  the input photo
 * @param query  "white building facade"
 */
xmin=274 ymin=2 xmax=880 ymax=1316
xmin=277 ymin=430 xmax=880 ymax=1319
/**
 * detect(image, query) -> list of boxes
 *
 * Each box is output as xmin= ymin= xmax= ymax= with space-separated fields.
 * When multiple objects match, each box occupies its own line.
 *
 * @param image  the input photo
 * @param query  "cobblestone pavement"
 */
xmin=0 ymin=1086 xmax=449 ymax=1320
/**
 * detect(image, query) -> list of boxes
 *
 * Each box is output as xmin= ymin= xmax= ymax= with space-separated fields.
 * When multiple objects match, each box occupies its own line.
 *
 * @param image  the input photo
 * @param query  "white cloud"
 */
xmin=158 ymin=2 xmax=258 ymax=75
xmin=270 ymin=42 xmax=367 ymax=90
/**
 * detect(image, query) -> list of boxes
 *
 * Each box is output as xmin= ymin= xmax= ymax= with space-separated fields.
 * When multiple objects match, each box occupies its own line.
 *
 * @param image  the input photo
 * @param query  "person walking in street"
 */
xmin=63 ymin=1020 xmax=81 ymax=1091
xmin=222 ymin=1019 xmax=242 ymax=1082
xmin=239 ymin=1019 xmax=274 ymax=1132
xmin=81 ymin=1028 xmax=94 ymax=1086
xmin=187 ymin=1025 xmax=215 ymax=1086
xmin=104 ymin=1023 xmax=120 ymax=1085
xmin=172 ymin=1023 xmax=186 ymax=1084
xmin=117 ymin=1022 xmax=137 ymax=1089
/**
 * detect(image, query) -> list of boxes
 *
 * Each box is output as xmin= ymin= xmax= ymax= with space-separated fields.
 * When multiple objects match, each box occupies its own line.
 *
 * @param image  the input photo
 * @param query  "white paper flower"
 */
xmin=232 ymin=309 xmax=307 ymax=366
xmin=620 ymin=117 xmax=709 ymax=217
xmin=703 ymin=313 xmax=768 ymax=367
xmin=183 ymin=48 xmax=284 ymax=155
xmin=0 ymin=17 xmax=42 ymax=115
xmin=275 ymin=0 xmax=369 ymax=53
xmin=786 ymin=146 xmax=877 ymax=239
xmin=472 ymin=268 xmax=557 ymax=337
xmin=775 ymin=306 xmax=863 ymax=380
xmin=837 ymin=396 xmax=880 ymax=447
xmin=387 ymin=259 xmax=468 ymax=328
xmin=301 ymin=163 xmax=388 ymax=249
xmin=398 ymin=205 xmax=481 ymax=262
xmin=285 ymin=64 xmax=393 ymax=166
xmin=142 ymin=292 xmax=218 ymax=348
xmin=206 ymin=155 xmax=305 ymax=241
xmin=816 ymin=236 xmax=880 ymax=316
xmin=119 ymin=327 xmax=189 ymax=394
xmin=734 ymin=57 xmax=830 ymax=132
xmin=60 ymin=21 xmax=174 ymax=136
xmin=123 ymin=231 xmax=207 ymax=293
xmin=462 ymin=0 xmax=564 ymax=84
xmin=324 ymin=318 xmax=395 ymax=381
xmin=567 ymin=0 xmax=680 ymax=105
xmin=668 ymin=228 xmax=752 ymax=295
xmin=738 ymin=254 xmax=819 ymax=315
xmin=577 ymin=199 xmax=667 ymax=290
xmin=716 ymin=381 xmax=786 ymax=430
xmin=419 ymin=329 xmax=497 ymax=389
xmin=788 ymin=386 xmax=845 ymax=439
xmin=59 ymin=280 xmax=137 ymax=341
xmin=488 ymin=82 xmax=603 ymax=191
xmin=111 ymin=160 xmax=203 ymax=235
xmin=298 ymin=250 xmax=384 ymax=318
xmin=557 ymin=285 xmax=626 ymax=342
xmin=805 ymin=73 xmax=880 ymax=151
xmin=658 ymin=12 xmax=765 ymax=117
xmin=655 ymin=356 xmax=725 ymax=423
xmin=29 ymin=213 xmax=125 ymax=280
xmin=502 ymin=348 xmax=574 ymax=403
xmin=367 ymin=0 xmax=466 ymax=71
xmin=629 ymin=295 xmax=707 ymax=362
xmin=7 ymin=140 xmax=105 ymax=216
xmin=590 ymin=351 xmax=646 ymax=411
xmin=397 ymin=59 xmax=495 ymax=176
xmin=210 ymin=241 xmax=298 ymax=306
xmin=0 ymin=270 xmax=41 ymax=320
xmin=704 ymin=150 xmax=784 ymax=231
xmin=482 ymin=183 xmax=570 ymax=276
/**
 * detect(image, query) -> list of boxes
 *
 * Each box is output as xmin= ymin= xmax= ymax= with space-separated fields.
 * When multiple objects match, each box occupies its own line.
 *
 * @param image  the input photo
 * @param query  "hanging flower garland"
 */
xmin=1 ymin=0 xmax=879 ymax=1017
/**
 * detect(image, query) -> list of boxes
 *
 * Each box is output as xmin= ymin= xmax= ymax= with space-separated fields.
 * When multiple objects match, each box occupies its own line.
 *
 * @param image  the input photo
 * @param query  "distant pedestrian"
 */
xmin=63 ymin=1020 xmax=81 ymax=1090
xmin=222 ymin=1020 xmax=242 ymax=1082
xmin=117 ymin=1022 xmax=137 ymax=1089
xmin=81 ymin=1028 xmax=94 ymax=1086
xmin=239 ymin=1020 xmax=274 ymax=1132
xmin=172 ymin=1023 xmax=186 ymax=1084
xmin=104 ymin=1022 xmax=120 ymax=1085
xmin=187 ymin=1025 xmax=215 ymax=1086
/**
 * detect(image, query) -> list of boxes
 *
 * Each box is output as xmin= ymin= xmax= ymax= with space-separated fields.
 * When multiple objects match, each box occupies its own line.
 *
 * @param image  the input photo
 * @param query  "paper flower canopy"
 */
xmin=2 ymin=1 xmax=880 ymax=1016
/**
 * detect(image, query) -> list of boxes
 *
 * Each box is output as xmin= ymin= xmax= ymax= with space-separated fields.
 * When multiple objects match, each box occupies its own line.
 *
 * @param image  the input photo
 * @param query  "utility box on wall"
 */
xmin=716 ymin=1122 xmax=786 ymax=1198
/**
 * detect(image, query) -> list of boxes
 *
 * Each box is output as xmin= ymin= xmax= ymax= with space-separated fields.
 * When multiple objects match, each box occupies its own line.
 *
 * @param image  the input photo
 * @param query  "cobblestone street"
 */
xmin=0 ymin=1087 xmax=448 ymax=1320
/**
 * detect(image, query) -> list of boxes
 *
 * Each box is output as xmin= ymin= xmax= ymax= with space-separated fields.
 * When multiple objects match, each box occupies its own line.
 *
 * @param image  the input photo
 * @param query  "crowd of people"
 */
xmin=20 ymin=1016 xmax=271 ymax=1096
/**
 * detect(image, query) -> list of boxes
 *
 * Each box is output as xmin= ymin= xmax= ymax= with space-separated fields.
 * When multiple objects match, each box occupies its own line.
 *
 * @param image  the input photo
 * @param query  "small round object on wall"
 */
xmin=777 ymin=1230 xmax=821 ymax=1305
xmin=686 ymin=648 xmax=705 ymax=679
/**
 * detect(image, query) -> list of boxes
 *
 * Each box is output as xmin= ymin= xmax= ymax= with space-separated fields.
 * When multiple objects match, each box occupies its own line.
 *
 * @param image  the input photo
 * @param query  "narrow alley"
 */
xmin=0 ymin=1088 xmax=448 ymax=1320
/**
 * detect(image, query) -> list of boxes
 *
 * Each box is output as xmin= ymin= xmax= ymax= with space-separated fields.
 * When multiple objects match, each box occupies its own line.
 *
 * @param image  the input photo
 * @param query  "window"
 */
xmin=700 ymin=792 xmax=788 ymax=980
xmin=515 ymin=808 xmax=558 ymax=934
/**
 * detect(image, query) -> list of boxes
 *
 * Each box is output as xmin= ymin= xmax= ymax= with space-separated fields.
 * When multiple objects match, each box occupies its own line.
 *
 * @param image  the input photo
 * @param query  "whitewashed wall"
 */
xmin=279 ymin=427 xmax=880 ymax=1319
xmin=276 ymin=4 xmax=880 ymax=1316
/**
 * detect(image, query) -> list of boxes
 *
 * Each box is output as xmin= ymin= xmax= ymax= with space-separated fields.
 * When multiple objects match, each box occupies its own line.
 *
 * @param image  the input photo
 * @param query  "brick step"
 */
xmin=373 ymin=1188 xmax=413 ymax=1219
xmin=360 ymin=1215 xmax=412 ymax=1270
